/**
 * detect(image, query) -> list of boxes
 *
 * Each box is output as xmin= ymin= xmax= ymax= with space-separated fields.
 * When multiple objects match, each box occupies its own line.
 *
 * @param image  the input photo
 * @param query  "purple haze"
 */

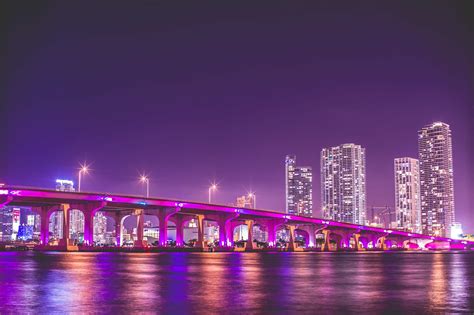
xmin=2 ymin=2 xmax=473 ymax=230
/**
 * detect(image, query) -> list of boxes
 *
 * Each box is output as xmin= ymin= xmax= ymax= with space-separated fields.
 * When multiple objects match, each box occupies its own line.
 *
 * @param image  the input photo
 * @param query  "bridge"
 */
xmin=1 ymin=186 xmax=472 ymax=251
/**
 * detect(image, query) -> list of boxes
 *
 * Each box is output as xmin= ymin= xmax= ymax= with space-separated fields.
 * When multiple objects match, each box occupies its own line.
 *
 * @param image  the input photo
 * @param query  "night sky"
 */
xmin=2 ymin=2 xmax=473 ymax=230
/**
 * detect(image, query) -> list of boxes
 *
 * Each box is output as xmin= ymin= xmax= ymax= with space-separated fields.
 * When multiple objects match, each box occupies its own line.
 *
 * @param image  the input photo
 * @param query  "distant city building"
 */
xmin=0 ymin=207 xmax=14 ymax=241
xmin=55 ymin=179 xmax=75 ymax=192
xmin=236 ymin=194 xmax=256 ymax=209
xmin=321 ymin=144 xmax=366 ymax=224
xmin=17 ymin=225 xmax=34 ymax=241
xmin=394 ymin=157 xmax=421 ymax=233
xmin=366 ymin=206 xmax=396 ymax=229
xmin=450 ymin=222 xmax=463 ymax=240
xmin=418 ymin=122 xmax=455 ymax=237
xmin=93 ymin=212 xmax=108 ymax=244
xmin=285 ymin=155 xmax=313 ymax=217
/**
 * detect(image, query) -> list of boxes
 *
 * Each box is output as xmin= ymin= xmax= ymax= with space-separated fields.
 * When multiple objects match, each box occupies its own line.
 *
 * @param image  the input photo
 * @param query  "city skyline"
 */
xmin=0 ymin=120 xmax=470 ymax=233
xmin=2 ymin=2 xmax=472 ymax=232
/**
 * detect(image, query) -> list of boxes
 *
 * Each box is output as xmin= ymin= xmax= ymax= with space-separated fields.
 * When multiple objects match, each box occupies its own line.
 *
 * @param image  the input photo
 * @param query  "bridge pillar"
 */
xmin=217 ymin=217 xmax=228 ymax=247
xmin=353 ymin=233 xmax=363 ymax=251
xmin=158 ymin=213 xmax=168 ymax=247
xmin=322 ymin=229 xmax=331 ymax=252
xmin=245 ymin=220 xmax=255 ymax=250
xmin=134 ymin=209 xmax=146 ymax=247
xmin=195 ymin=215 xmax=205 ymax=249
xmin=174 ymin=216 xmax=184 ymax=247
xmin=287 ymin=225 xmax=297 ymax=251
xmin=59 ymin=204 xmax=71 ymax=247
xmin=40 ymin=206 xmax=50 ymax=245
xmin=266 ymin=221 xmax=277 ymax=248
xmin=307 ymin=225 xmax=316 ymax=248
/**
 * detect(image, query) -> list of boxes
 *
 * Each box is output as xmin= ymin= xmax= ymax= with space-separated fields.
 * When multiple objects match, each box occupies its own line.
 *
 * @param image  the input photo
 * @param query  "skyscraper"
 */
xmin=418 ymin=122 xmax=455 ymax=237
xmin=321 ymin=144 xmax=366 ymax=224
xmin=235 ymin=194 xmax=256 ymax=209
xmin=394 ymin=157 xmax=421 ymax=233
xmin=55 ymin=179 xmax=75 ymax=192
xmin=285 ymin=155 xmax=313 ymax=217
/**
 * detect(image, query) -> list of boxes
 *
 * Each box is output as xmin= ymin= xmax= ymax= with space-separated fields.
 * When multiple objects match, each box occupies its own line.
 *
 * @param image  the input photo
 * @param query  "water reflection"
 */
xmin=0 ymin=252 xmax=473 ymax=313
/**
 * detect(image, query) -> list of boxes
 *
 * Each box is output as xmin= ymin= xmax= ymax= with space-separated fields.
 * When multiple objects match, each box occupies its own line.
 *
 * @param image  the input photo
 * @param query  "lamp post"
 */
xmin=140 ymin=175 xmax=150 ymax=198
xmin=248 ymin=192 xmax=256 ymax=209
xmin=78 ymin=163 xmax=89 ymax=192
xmin=208 ymin=184 xmax=217 ymax=203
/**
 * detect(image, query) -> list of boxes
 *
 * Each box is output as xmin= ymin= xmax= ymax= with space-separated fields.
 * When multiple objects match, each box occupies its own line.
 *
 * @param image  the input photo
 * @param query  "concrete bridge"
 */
xmin=1 ymin=186 xmax=472 ymax=252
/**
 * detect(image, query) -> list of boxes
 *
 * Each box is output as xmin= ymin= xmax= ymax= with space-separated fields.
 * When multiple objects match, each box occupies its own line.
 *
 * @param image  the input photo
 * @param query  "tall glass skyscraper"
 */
xmin=321 ymin=144 xmax=366 ymax=225
xmin=394 ymin=157 xmax=421 ymax=233
xmin=285 ymin=155 xmax=313 ymax=217
xmin=418 ymin=122 xmax=455 ymax=237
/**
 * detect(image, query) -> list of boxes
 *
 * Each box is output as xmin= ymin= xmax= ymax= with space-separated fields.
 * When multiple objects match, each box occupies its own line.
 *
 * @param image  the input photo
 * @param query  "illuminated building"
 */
xmin=394 ymin=157 xmax=421 ymax=233
xmin=55 ymin=179 xmax=75 ymax=192
xmin=450 ymin=222 xmax=463 ymax=239
xmin=418 ymin=122 xmax=455 ymax=237
xmin=285 ymin=155 xmax=313 ymax=217
xmin=366 ymin=206 xmax=396 ymax=229
xmin=69 ymin=210 xmax=84 ymax=243
xmin=236 ymin=195 xmax=255 ymax=209
xmin=321 ymin=144 xmax=366 ymax=224
xmin=93 ymin=212 xmax=107 ymax=244
xmin=0 ymin=207 xmax=14 ymax=241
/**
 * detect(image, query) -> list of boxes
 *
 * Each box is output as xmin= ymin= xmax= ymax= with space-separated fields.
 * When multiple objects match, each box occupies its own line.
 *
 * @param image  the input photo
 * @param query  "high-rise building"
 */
xmin=285 ymin=155 xmax=313 ymax=217
xmin=321 ymin=144 xmax=366 ymax=225
xmin=55 ymin=179 xmax=75 ymax=192
xmin=235 ymin=194 xmax=256 ymax=209
xmin=394 ymin=157 xmax=421 ymax=233
xmin=418 ymin=122 xmax=455 ymax=237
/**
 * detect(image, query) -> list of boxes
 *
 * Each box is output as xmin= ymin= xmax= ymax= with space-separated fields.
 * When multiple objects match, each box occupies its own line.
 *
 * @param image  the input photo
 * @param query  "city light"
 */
xmin=139 ymin=175 xmax=150 ymax=198
xmin=247 ymin=192 xmax=257 ymax=208
xmin=78 ymin=162 xmax=90 ymax=192
xmin=208 ymin=183 xmax=217 ymax=203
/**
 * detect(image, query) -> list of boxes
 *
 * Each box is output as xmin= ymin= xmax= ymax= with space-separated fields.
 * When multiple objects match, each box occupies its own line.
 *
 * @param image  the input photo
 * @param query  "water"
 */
xmin=0 ymin=251 xmax=473 ymax=314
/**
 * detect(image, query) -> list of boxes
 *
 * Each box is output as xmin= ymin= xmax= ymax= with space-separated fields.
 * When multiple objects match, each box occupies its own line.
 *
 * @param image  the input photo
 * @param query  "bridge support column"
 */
xmin=307 ymin=225 xmax=316 ymax=248
xmin=218 ymin=218 xmax=228 ymax=247
xmin=245 ymin=220 xmax=255 ymax=251
xmin=158 ymin=214 xmax=168 ymax=247
xmin=40 ymin=207 xmax=50 ymax=245
xmin=134 ymin=209 xmax=146 ymax=247
xmin=59 ymin=204 xmax=71 ymax=247
xmin=114 ymin=213 xmax=124 ymax=247
xmin=288 ymin=225 xmax=296 ymax=251
xmin=195 ymin=215 xmax=205 ymax=249
xmin=353 ymin=233 xmax=362 ymax=251
xmin=175 ymin=216 xmax=184 ymax=247
xmin=83 ymin=210 xmax=94 ymax=246
xmin=267 ymin=221 xmax=277 ymax=248
xmin=322 ymin=229 xmax=331 ymax=252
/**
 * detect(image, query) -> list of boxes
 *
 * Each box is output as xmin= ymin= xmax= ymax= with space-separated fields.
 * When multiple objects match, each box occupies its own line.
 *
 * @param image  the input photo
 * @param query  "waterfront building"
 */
xmin=394 ymin=157 xmax=421 ymax=233
xmin=55 ymin=179 xmax=75 ymax=192
xmin=321 ymin=144 xmax=366 ymax=224
xmin=418 ymin=122 xmax=455 ymax=237
xmin=93 ymin=212 xmax=108 ymax=244
xmin=236 ymin=194 xmax=256 ymax=209
xmin=285 ymin=155 xmax=313 ymax=217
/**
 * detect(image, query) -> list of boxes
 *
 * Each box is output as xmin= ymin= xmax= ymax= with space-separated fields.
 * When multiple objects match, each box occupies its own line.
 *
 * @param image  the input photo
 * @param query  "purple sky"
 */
xmin=2 ymin=2 xmax=473 ymax=231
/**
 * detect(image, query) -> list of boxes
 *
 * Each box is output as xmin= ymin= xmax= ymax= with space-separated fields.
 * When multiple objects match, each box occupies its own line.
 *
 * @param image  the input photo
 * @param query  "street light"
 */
xmin=248 ymin=192 xmax=256 ymax=209
xmin=140 ymin=175 xmax=150 ymax=198
xmin=208 ymin=184 xmax=217 ymax=204
xmin=78 ymin=163 xmax=90 ymax=192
